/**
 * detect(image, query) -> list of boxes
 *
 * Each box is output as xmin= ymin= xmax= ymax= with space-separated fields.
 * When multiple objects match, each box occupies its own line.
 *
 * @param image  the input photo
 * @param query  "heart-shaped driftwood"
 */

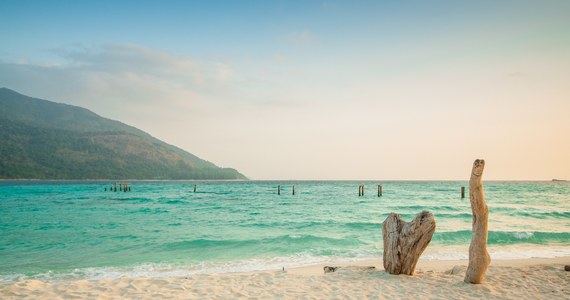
xmin=382 ymin=210 xmax=436 ymax=275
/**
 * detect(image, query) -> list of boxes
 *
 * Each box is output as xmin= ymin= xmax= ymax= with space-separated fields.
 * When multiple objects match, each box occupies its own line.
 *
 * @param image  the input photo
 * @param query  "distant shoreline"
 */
xmin=0 ymin=179 xmax=564 ymax=182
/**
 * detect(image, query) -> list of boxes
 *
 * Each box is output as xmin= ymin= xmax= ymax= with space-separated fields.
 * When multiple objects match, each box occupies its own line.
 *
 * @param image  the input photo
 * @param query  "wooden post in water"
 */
xmin=378 ymin=184 xmax=382 ymax=197
xmin=359 ymin=184 xmax=365 ymax=197
xmin=114 ymin=183 xmax=117 ymax=192
xmin=193 ymin=184 xmax=197 ymax=193
xmin=292 ymin=185 xmax=296 ymax=195
xmin=461 ymin=186 xmax=465 ymax=198
xmin=278 ymin=185 xmax=281 ymax=195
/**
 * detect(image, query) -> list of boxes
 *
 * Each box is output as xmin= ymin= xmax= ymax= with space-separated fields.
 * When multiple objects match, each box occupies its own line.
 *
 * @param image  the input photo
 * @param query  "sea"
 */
xmin=1 ymin=180 xmax=569 ymax=283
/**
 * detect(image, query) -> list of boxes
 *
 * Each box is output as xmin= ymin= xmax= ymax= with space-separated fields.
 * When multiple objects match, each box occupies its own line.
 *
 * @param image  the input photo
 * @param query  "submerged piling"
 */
xmin=378 ymin=184 xmax=382 ymax=197
xmin=278 ymin=185 xmax=281 ymax=195
xmin=194 ymin=185 xmax=197 ymax=193
xmin=359 ymin=185 xmax=365 ymax=196
xmin=461 ymin=186 xmax=465 ymax=198
xmin=111 ymin=182 xmax=131 ymax=192
xmin=293 ymin=185 xmax=296 ymax=195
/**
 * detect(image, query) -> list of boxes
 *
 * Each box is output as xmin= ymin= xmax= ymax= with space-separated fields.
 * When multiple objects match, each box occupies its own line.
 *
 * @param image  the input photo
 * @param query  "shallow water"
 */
xmin=1 ymin=180 xmax=569 ymax=281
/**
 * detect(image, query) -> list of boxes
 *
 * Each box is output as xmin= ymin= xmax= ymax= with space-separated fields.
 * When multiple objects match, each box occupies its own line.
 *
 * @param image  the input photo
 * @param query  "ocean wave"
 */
xmin=156 ymin=234 xmax=369 ymax=262
xmin=433 ymin=230 xmax=570 ymax=245
xmin=0 ymin=252 xmax=369 ymax=283
xmin=344 ymin=222 xmax=382 ymax=230
xmin=126 ymin=207 xmax=169 ymax=214
xmin=164 ymin=199 xmax=185 ymax=205
xmin=395 ymin=205 xmax=461 ymax=212
xmin=3 ymin=244 xmax=570 ymax=284
xmin=238 ymin=220 xmax=337 ymax=229
xmin=114 ymin=197 xmax=153 ymax=203
xmin=509 ymin=211 xmax=570 ymax=219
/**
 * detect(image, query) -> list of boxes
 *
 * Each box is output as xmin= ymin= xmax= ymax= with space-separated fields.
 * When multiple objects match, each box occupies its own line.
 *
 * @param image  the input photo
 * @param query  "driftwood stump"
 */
xmin=464 ymin=159 xmax=491 ymax=284
xmin=382 ymin=210 xmax=436 ymax=275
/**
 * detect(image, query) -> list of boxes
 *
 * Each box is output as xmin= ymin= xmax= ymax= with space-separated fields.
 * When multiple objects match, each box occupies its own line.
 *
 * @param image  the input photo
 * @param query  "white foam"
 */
xmin=512 ymin=231 xmax=534 ymax=239
xmin=3 ymin=245 xmax=569 ymax=283
xmin=421 ymin=244 xmax=570 ymax=261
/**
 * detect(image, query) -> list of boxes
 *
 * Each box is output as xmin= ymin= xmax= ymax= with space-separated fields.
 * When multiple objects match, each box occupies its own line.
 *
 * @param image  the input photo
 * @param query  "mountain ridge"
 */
xmin=0 ymin=88 xmax=247 ymax=180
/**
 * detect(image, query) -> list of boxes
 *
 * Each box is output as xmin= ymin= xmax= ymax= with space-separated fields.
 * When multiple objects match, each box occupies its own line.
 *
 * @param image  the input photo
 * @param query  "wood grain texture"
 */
xmin=382 ymin=211 xmax=436 ymax=275
xmin=464 ymin=159 xmax=491 ymax=284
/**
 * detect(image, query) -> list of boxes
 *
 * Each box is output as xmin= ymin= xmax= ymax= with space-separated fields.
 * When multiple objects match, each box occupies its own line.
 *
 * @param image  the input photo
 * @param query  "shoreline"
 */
xmin=286 ymin=256 xmax=570 ymax=275
xmin=2 ymin=244 xmax=569 ymax=282
xmin=2 ymin=257 xmax=568 ymax=299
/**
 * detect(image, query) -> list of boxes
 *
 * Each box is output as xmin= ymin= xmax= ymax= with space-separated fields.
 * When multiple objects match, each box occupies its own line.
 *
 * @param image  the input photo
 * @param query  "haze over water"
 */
xmin=1 ymin=180 xmax=568 ymax=282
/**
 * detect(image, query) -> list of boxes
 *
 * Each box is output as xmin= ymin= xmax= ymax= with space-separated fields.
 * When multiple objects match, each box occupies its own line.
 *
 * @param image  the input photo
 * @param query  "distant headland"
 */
xmin=0 ymin=88 xmax=247 ymax=180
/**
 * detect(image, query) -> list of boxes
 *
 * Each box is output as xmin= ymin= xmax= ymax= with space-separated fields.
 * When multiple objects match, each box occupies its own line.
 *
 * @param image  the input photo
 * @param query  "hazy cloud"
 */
xmin=0 ymin=44 xmax=241 ymax=115
xmin=287 ymin=30 xmax=313 ymax=45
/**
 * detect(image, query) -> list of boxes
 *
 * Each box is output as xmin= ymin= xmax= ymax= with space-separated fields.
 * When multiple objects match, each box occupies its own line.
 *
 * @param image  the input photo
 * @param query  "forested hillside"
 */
xmin=0 ymin=88 xmax=246 ymax=180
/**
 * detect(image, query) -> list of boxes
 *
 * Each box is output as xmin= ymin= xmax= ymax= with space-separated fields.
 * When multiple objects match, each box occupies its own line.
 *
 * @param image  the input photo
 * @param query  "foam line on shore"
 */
xmin=1 ymin=257 xmax=569 ymax=299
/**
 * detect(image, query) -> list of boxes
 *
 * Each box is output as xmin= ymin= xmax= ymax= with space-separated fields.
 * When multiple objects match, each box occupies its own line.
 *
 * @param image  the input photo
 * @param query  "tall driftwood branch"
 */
xmin=464 ymin=159 xmax=491 ymax=284
xmin=382 ymin=211 xmax=436 ymax=275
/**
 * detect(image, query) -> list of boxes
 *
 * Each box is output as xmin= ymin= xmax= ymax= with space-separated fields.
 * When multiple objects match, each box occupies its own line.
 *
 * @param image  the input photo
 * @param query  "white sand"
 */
xmin=1 ymin=257 xmax=568 ymax=299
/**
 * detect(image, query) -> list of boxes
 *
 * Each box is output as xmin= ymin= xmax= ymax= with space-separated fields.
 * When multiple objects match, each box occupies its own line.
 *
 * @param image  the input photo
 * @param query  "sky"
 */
xmin=0 ymin=0 xmax=569 ymax=180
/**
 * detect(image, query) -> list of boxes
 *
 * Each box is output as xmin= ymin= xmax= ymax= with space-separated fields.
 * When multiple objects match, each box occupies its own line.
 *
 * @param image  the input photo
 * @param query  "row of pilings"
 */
xmin=104 ymin=183 xmax=468 ymax=198
xmin=104 ymin=182 xmax=131 ymax=192
xmin=358 ymin=184 xmax=384 ymax=197
xmin=194 ymin=184 xmax=466 ymax=197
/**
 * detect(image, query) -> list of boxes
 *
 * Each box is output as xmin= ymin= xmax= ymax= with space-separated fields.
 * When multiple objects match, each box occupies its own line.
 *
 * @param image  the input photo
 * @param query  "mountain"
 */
xmin=0 ymin=88 xmax=247 ymax=180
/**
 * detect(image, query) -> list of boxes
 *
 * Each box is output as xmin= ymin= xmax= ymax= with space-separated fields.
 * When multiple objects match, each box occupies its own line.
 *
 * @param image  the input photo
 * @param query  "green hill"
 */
xmin=0 ymin=88 xmax=247 ymax=180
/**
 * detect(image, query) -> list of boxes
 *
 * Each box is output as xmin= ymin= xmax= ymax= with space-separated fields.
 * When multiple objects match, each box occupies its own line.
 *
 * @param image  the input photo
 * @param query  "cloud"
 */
xmin=0 ymin=44 xmax=240 ymax=117
xmin=58 ymin=44 xmax=234 ymax=89
xmin=287 ymin=29 xmax=312 ymax=45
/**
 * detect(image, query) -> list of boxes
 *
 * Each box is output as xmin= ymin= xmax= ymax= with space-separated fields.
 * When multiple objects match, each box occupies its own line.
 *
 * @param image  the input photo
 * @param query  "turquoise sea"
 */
xmin=1 ymin=181 xmax=569 ymax=282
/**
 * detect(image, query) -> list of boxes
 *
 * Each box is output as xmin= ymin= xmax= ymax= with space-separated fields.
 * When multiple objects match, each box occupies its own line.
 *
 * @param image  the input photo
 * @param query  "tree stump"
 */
xmin=464 ymin=159 xmax=491 ymax=284
xmin=382 ymin=210 xmax=436 ymax=275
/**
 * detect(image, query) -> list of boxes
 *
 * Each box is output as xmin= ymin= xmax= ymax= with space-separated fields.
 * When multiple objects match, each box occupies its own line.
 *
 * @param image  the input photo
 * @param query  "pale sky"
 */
xmin=1 ymin=1 xmax=569 ymax=180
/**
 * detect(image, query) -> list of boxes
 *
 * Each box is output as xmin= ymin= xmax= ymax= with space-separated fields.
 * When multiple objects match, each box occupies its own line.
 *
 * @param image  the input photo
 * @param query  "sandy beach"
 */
xmin=1 ymin=257 xmax=568 ymax=299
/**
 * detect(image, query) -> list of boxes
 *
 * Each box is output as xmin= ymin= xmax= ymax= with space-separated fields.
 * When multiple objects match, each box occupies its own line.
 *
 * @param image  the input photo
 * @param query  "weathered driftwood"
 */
xmin=382 ymin=210 xmax=436 ymax=275
xmin=565 ymin=265 xmax=570 ymax=272
xmin=464 ymin=159 xmax=491 ymax=284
